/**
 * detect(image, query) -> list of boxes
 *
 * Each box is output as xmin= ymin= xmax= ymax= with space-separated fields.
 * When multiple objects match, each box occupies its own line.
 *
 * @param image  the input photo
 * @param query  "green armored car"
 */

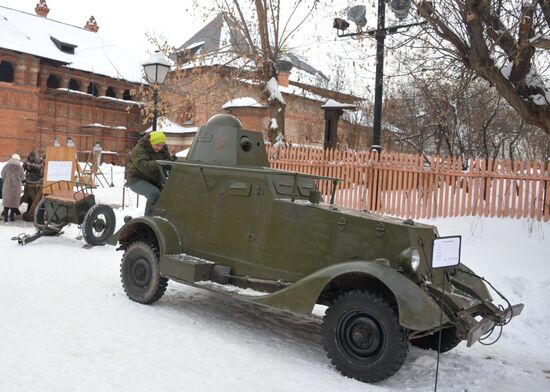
xmin=114 ymin=114 xmax=523 ymax=383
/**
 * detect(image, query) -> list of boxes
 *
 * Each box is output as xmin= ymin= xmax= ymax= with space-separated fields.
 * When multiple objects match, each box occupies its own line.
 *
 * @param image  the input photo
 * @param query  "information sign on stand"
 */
xmin=431 ymin=234 xmax=461 ymax=392
xmin=432 ymin=236 xmax=461 ymax=269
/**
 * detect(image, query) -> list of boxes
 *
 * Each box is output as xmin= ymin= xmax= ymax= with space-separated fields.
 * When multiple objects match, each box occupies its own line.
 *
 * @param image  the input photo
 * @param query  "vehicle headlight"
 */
xmin=411 ymin=249 xmax=420 ymax=272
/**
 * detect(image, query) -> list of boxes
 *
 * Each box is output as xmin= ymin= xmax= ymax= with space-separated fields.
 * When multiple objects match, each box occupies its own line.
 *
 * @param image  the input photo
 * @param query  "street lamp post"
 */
xmin=333 ymin=1 xmax=424 ymax=152
xmin=372 ymin=1 xmax=386 ymax=152
xmin=142 ymin=51 xmax=171 ymax=132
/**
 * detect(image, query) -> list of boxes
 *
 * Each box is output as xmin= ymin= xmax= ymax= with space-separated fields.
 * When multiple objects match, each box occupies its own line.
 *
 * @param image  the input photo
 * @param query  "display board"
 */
xmin=42 ymin=146 xmax=78 ymax=194
xmin=431 ymin=236 xmax=462 ymax=269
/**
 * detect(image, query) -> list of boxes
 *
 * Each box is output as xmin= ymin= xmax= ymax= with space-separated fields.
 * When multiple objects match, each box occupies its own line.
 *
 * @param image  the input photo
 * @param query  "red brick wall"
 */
xmin=0 ymin=49 xmax=146 ymax=163
xmin=338 ymin=120 xmax=371 ymax=148
xmin=0 ymin=83 xmax=39 ymax=159
xmin=170 ymin=69 xmax=365 ymax=149
xmin=224 ymin=107 xmax=267 ymax=132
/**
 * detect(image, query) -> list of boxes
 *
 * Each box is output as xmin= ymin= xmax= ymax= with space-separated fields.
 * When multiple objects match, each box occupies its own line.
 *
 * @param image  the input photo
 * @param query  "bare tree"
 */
xmin=180 ymin=0 xmax=321 ymax=142
xmin=384 ymin=65 xmax=550 ymax=161
xmin=412 ymin=0 xmax=550 ymax=135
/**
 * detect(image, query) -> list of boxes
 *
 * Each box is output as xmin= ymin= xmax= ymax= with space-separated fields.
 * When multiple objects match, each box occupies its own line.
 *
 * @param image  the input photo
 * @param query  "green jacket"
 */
xmin=127 ymin=135 xmax=172 ymax=187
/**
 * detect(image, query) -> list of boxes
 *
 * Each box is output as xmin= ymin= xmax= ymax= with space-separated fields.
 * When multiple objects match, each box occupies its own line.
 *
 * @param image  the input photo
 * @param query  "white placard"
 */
xmin=432 ymin=236 xmax=461 ymax=268
xmin=46 ymin=160 xmax=73 ymax=181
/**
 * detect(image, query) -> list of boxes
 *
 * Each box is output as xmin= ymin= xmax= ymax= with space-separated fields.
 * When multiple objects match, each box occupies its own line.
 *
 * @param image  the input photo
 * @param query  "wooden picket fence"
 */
xmin=266 ymin=145 xmax=550 ymax=222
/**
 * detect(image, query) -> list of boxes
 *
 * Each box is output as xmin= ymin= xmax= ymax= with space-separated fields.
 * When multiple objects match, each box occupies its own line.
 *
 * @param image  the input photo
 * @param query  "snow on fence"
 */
xmin=266 ymin=145 xmax=550 ymax=222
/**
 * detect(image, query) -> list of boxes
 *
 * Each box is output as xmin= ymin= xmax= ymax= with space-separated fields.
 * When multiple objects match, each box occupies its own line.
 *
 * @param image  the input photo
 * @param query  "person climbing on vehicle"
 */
xmin=1 ymin=154 xmax=25 ymax=222
xmin=127 ymin=130 xmax=174 ymax=216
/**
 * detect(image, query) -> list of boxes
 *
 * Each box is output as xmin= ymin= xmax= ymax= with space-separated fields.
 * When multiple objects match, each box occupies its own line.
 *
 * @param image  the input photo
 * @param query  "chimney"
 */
xmin=276 ymin=54 xmax=293 ymax=88
xmin=35 ymin=0 xmax=50 ymax=17
xmin=84 ymin=16 xmax=99 ymax=32
xmin=277 ymin=71 xmax=290 ymax=88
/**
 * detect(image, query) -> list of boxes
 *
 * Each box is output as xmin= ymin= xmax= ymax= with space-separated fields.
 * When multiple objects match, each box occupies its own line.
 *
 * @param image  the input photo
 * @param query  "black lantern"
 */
xmin=142 ymin=51 xmax=171 ymax=132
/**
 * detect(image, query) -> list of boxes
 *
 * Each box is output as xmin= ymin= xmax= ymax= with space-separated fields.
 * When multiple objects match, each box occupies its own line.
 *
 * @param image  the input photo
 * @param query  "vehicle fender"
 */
xmin=112 ymin=216 xmax=182 ymax=256
xmin=252 ymin=261 xmax=447 ymax=331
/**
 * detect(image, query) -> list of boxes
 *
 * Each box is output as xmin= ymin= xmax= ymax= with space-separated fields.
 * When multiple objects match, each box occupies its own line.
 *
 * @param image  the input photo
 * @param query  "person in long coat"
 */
xmin=1 ymin=154 xmax=25 ymax=222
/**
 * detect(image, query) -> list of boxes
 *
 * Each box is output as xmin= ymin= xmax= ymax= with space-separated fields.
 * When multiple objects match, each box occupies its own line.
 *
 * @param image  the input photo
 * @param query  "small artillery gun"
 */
xmin=13 ymin=179 xmax=116 ymax=246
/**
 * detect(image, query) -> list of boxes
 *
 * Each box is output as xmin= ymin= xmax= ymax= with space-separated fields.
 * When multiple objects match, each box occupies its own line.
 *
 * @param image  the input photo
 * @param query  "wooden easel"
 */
xmin=79 ymin=151 xmax=110 ymax=188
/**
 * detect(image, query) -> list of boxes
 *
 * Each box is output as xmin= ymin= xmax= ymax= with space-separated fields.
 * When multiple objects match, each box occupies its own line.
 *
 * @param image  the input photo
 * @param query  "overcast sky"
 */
xmin=1 ymin=0 xmax=406 ymax=97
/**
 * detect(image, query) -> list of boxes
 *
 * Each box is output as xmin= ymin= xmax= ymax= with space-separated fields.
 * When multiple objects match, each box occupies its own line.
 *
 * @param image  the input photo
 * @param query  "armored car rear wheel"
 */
xmin=322 ymin=290 xmax=408 ymax=383
xmin=120 ymin=241 xmax=168 ymax=304
xmin=411 ymin=327 xmax=461 ymax=353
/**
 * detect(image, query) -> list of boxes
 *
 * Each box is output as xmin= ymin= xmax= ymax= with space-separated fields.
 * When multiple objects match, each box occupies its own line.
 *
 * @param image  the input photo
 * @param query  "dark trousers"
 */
xmin=129 ymin=180 xmax=161 ymax=216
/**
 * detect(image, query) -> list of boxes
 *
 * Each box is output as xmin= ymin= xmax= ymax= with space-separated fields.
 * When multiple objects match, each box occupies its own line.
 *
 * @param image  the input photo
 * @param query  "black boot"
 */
xmin=2 ymin=207 xmax=8 ymax=222
xmin=9 ymin=208 xmax=15 ymax=222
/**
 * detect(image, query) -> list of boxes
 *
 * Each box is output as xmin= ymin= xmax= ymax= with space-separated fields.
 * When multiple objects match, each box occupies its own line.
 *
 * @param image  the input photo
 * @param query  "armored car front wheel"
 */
xmin=322 ymin=290 xmax=408 ymax=383
xmin=120 ymin=242 xmax=168 ymax=304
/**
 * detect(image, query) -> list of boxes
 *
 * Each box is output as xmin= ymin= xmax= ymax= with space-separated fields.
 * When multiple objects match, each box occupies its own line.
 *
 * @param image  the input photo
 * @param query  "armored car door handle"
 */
xmin=337 ymin=217 xmax=347 ymax=232
xmin=376 ymin=223 xmax=385 ymax=237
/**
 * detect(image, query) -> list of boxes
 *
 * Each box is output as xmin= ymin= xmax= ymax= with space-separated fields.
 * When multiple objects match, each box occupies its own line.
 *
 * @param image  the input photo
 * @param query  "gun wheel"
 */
xmin=322 ymin=290 xmax=408 ymax=383
xmin=82 ymin=204 xmax=116 ymax=245
xmin=32 ymin=198 xmax=60 ymax=235
xmin=120 ymin=241 xmax=167 ymax=304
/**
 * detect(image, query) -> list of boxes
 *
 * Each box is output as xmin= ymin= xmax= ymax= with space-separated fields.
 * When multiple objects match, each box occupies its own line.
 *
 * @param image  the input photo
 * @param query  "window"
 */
xmin=47 ymin=74 xmax=60 ymax=88
xmin=106 ymin=86 xmax=116 ymax=98
xmin=68 ymin=78 xmax=80 ymax=91
xmin=183 ymin=103 xmax=195 ymax=124
xmin=50 ymin=36 xmax=77 ymax=55
xmin=122 ymin=89 xmax=132 ymax=100
xmin=0 ymin=61 xmax=14 ymax=83
xmin=88 ymin=82 xmax=99 ymax=96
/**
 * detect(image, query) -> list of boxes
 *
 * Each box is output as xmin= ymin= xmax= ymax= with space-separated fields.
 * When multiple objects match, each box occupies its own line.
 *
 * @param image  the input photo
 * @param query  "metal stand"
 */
xmin=434 ymin=276 xmax=446 ymax=392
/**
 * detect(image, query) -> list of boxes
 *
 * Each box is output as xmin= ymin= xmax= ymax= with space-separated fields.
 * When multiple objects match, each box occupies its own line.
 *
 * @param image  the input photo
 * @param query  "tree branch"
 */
xmin=509 ymin=5 xmax=535 ymax=86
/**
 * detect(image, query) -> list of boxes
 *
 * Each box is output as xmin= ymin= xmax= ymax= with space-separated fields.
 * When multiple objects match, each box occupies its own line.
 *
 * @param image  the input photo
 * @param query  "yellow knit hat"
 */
xmin=149 ymin=130 xmax=167 ymax=145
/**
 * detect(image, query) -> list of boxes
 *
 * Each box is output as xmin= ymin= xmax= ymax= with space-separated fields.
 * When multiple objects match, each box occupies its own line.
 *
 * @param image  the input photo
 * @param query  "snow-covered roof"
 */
xmin=175 ymin=13 xmax=328 ymax=82
xmin=0 ymin=6 xmax=143 ymax=83
xmin=321 ymin=99 xmax=357 ymax=109
xmin=145 ymin=118 xmax=198 ymax=134
xmin=222 ymin=97 xmax=266 ymax=109
xmin=279 ymin=83 xmax=324 ymax=102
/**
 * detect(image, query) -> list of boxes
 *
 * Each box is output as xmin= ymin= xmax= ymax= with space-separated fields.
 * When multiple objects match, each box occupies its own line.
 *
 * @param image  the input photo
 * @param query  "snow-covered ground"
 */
xmin=1 ymin=164 xmax=549 ymax=392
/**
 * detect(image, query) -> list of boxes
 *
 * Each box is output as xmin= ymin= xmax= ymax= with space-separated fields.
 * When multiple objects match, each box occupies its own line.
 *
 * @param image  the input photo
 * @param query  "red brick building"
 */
xmin=171 ymin=13 xmax=370 ymax=149
xmin=0 ymin=2 xmax=145 ymax=162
